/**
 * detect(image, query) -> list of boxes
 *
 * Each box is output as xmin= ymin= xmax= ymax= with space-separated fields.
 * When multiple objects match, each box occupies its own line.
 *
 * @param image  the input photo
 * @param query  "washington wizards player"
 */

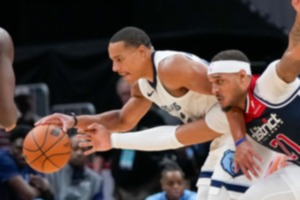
xmin=207 ymin=1 xmax=300 ymax=199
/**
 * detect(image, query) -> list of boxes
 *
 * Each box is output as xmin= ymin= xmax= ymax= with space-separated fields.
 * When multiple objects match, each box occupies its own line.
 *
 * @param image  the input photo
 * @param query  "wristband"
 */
xmin=70 ymin=112 xmax=78 ymax=128
xmin=235 ymin=136 xmax=247 ymax=147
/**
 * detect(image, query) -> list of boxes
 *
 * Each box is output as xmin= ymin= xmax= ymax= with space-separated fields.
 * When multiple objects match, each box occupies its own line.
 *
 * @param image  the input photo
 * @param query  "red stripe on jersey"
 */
xmin=245 ymin=75 xmax=267 ymax=123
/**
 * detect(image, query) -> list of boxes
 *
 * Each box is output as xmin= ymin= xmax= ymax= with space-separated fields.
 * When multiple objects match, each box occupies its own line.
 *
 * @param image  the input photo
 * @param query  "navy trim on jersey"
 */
xmin=252 ymin=85 xmax=300 ymax=109
xmin=147 ymin=51 xmax=157 ymax=89
xmin=198 ymin=171 xmax=213 ymax=178
xmin=211 ymin=180 xmax=249 ymax=193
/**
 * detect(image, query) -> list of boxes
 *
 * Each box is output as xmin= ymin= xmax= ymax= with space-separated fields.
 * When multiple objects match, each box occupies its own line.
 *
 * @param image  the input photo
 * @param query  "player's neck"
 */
xmin=142 ymin=52 xmax=155 ymax=82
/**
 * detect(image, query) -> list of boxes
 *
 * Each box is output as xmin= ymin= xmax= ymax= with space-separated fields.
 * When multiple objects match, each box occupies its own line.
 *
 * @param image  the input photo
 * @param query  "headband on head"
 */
xmin=207 ymin=60 xmax=251 ymax=75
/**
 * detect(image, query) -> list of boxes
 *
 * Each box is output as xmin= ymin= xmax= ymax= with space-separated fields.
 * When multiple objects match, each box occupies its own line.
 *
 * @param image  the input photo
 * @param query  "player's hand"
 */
xmin=267 ymin=154 xmax=288 ymax=175
xmin=29 ymin=174 xmax=51 ymax=191
xmin=77 ymin=123 xmax=112 ymax=155
xmin=35 ymin=113 xmax=74 ymax=132
xmin=234 ymin=140 xmax=262 ymax=180
xmin=292 ymin=0 xmax=300 ymax=13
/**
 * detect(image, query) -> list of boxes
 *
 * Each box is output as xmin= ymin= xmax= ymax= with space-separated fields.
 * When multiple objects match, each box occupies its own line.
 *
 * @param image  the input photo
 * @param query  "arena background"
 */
xmin=0 ymin=0 xmax=295 ymax=115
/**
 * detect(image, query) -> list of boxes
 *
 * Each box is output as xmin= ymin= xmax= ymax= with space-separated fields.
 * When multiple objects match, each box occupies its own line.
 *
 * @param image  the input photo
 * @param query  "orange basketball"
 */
xmin=23 ymin=124 xmax=71 ymax=173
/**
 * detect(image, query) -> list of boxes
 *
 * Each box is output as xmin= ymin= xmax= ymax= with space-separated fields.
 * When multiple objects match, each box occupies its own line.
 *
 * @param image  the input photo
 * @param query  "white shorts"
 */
xmin=240 ymin=163 xmax=300 ymax=200
xmin=196 ymin=135 xmax=277 ymax=200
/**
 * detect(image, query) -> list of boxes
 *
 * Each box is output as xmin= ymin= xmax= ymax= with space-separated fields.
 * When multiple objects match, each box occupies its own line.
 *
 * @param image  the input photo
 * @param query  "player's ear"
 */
xmin=239 ymin=70 xmax=247 ymax=81
xmin=138 ymin=45 xmax=147 ymax=57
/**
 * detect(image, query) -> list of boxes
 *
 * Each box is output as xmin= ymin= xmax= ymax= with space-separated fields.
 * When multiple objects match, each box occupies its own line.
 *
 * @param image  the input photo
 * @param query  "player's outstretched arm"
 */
xmin=0 ymin=28 xmax=17 ymax=130
xmin=77 ymin=118 xmax=222 ymax=155
xmin=35 ymin=82 xmax=152 ymax=132
xmin=277 ymin=0 xmax=300 ymax=83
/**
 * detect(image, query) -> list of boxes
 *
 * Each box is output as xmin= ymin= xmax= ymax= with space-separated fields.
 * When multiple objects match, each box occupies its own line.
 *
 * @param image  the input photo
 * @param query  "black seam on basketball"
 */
xmin=40 ymin=124 xmax=51 ymax=149
xmin=23 ymin=125 xmax=50 ymax=152
xmin=41 ymin=152 xmax=71 ymax=172
xmin=30 ymin=132 xmax=68 ymax=165
xmin=43 ymin=151 xmax=72 ymax=170
xmin=29 ymin=128 xmax=69 ymax=166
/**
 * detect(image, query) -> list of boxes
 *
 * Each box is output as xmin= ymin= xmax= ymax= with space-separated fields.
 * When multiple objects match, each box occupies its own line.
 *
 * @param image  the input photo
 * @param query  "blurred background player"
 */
xmin=110 ymin=77 xmax=170 ymax=200
xmin=145 ymin=163 xmax=197 ymax=200
xmin=46 ymin=133 xmax=103 ymax=200
xmin=0 ymin=125 xmax=54 ymax=200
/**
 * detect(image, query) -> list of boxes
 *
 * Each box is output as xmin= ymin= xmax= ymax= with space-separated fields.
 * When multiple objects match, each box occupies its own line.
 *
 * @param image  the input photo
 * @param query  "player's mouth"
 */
xmin=216 ymin=94 xmax=223 ymax=102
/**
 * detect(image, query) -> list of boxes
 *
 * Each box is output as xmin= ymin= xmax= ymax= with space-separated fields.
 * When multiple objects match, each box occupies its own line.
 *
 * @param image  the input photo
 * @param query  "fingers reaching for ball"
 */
xmin=76 ymin=123 xmax=113 ymax=155
xmin=35 ymin=113 xmax=74 ymax=132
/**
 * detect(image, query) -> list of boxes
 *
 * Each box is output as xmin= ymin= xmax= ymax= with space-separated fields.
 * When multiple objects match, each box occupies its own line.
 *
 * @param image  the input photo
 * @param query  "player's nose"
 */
xmin=112 ymin=62 xmax=120 ymax=72
xmin=211 ymin=84 xmax=219 ymax=95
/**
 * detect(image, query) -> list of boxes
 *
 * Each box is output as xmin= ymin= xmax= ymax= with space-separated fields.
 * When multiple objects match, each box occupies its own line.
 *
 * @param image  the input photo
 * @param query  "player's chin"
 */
xmin=222 ymin=105 xmax=233 ymax=112
xmin=123 ymin=75 xmax=137 ymax=84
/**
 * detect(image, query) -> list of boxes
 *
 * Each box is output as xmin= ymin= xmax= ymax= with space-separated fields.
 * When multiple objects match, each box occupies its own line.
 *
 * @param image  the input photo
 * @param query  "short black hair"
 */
xmin=211 ymin=49 xmax=250 ymax=63
xmin=161 ymin=162 xmax=185 ymax=177
xmin=9 ymin=125 xmax=32 ymax=143
xmin=109 ymin=26 xmax=152 ymax=48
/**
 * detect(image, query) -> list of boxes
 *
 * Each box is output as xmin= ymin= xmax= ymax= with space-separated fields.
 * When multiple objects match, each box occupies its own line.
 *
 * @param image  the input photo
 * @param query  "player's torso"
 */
xmin=138 ymin=50 xmax=217 ymax=124
xmin=245 ymin=76 xmax=300 ymax=165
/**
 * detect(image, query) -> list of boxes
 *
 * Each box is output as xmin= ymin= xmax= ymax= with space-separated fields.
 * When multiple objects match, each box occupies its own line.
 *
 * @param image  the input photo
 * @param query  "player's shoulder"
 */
xmin=0 ymin=27 xmax=9 ymax=36
xmin=156 ymin=51 xmax=201 ymax=73
xmin=0 ymin=28 xmax=11 ymax=43
xmin=0 ymin=27 xmax=13 ymax=55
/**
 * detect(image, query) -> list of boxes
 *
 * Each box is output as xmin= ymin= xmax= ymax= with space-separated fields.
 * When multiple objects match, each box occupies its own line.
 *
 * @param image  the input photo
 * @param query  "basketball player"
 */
xmin=36 ymin=27 xmax=273 ymax=200
xmin=0 ymin=28 xmax=17 ymax=131
xmin=207 ymin=1 xmax=300 ymax=199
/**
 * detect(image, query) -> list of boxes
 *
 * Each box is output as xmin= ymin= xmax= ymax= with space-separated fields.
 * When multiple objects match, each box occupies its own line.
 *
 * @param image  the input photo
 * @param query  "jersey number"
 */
xmin=270 ymin=134 xmax=299 ymax=160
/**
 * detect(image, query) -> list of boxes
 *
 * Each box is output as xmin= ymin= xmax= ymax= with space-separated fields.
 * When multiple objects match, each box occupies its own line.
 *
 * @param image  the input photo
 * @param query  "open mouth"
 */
xmin=216 ymin=95 xmax=222 ymax=102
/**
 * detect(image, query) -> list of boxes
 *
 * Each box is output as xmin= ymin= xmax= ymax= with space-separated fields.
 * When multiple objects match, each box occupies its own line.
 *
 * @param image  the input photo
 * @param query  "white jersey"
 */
xmin=138 ymin=50 xmax=216 ymax=124
xmin=138 ymin=50 xmax=252 ymax=199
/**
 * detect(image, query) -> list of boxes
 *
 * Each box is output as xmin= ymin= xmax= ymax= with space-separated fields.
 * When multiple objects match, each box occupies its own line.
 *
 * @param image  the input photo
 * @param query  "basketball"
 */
xmin=23 ymin=124 xmax=72 ymax=173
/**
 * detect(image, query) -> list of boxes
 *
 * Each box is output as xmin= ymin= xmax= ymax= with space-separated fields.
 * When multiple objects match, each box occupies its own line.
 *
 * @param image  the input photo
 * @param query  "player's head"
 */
xmin=69 ymin=134 xmax=87 ymax=167
xmin=108 ymin=26 xmax=153 ymax=83
xmin=207 ymin=50 xmax=251 ymax=112
xmin=160 ymin=163 xmax=186 ymax=200
xmin=9 ymin=125 xmax=32 ymax=167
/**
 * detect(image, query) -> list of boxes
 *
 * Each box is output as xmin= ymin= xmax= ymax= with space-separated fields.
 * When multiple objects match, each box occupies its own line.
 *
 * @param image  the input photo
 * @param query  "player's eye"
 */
xmin=216 ymin=79 xmax=223 ymax=85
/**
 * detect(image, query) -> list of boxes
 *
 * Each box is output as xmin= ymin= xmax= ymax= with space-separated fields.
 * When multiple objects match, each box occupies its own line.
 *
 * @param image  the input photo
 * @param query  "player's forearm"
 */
xmin=289 ymin=14 xmax=300 ymax=53
xmin=175 ymin=119 xmax=221 ymax=145
xmin=111 ymin=125 xmax=184 ymax=151
xmin=225 ymin=108 xmax=247 ymax=142
xmin=77 ymin=110 xmax=135 ymax=132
